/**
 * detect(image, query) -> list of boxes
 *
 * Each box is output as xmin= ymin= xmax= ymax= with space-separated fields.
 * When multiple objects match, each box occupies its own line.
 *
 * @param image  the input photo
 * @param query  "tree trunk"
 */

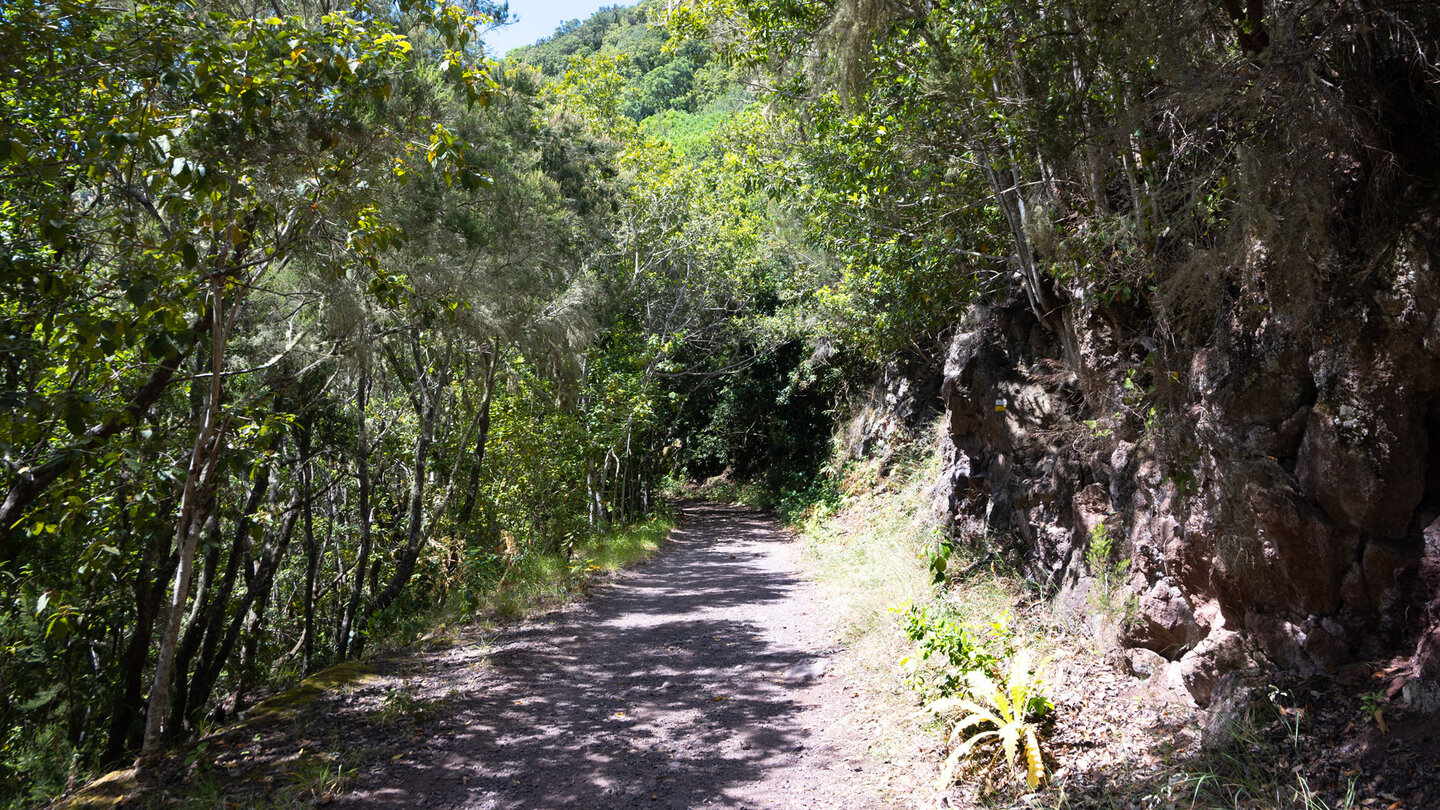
xmin=353 ymin=337 xmax=451 ymax=657
xmin=102 ymin=505 xmax=176 ymax=765
xmin=338 ymin=366 xmax=371 ymax=659
xmin=232 ymin=496 xmax=302 ymax=712
xmin=165 ymin=507 xmax=221 ymax=738
xmin=456 ymin=345 xmax=499 ymax=527
xmin=300 ymin=419 xmax=318 ymax=674
xmin=140 ymin=285 xmax=231 ymax=768
xmin=181 ymin=457 xmax=272 ymax=726
xmin=586 ymin=461 xmax=600 ymax=528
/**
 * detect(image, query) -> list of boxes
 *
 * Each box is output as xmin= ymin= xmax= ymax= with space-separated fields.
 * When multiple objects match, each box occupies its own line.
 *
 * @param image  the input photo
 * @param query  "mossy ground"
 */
xmin=244 ymin=661 xmax=380 ymax=723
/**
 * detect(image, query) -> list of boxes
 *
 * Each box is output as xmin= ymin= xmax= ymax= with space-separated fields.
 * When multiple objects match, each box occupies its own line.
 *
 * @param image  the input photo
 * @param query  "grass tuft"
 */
xmin=473 ymin=512 xmax=677 ymax=622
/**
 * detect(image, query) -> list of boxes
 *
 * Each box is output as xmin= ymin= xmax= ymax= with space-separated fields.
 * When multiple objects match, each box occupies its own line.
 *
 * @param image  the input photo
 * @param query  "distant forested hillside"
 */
xmin=512 ymin=1 xmax=743 ymax=120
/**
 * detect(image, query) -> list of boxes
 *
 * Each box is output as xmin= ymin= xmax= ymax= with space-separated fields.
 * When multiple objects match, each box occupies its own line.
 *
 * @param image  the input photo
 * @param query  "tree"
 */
xmin=0 ymin=0 xmax=510 ymax=784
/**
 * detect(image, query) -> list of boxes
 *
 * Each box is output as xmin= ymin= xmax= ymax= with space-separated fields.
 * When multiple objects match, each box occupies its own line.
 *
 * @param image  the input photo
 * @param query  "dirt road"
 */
xmin=335 ymin=502 xmax=886 ymax=809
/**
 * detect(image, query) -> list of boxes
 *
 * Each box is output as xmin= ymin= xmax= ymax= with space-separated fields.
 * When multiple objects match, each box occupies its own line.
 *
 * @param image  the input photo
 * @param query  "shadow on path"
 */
xmin=335 ymin=503 xmax=861 ymax=810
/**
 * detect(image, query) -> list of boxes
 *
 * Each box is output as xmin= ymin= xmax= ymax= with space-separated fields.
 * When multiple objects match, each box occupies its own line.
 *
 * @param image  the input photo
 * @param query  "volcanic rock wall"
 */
xmin=932 ymin=248 xmax=1440 ymax=706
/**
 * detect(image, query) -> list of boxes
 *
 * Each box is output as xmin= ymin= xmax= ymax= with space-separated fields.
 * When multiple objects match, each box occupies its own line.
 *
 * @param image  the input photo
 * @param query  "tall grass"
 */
xmin=475 ymin=512 xmax=677 ymax=622
xmin=790 ymin=438 xmax=952 ymax=793
xmin=796 ymin=451 xmax=938 ymax=647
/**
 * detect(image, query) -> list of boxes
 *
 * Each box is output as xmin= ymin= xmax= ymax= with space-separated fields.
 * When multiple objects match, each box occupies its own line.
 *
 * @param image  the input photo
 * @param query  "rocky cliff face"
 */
xmin=932 ymin=237 xmax=1440 ymax=706
xmin=901 ymin=0 xmax=1440 ymax=714
xmin=838 ymin=356 xmax=943 ymax=467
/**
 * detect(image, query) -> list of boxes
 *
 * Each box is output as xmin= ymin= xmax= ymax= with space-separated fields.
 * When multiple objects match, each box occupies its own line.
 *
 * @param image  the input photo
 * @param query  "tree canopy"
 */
xmin=3 ymin=0 xmax=1437 ymax=804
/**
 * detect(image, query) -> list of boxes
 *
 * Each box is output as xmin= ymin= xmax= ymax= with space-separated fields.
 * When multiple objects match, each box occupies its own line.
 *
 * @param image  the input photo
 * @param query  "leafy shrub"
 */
xmin=775 ymin=474 xmax=840 ymax=524
xmin=897 ymin=602 xmax=1011 ymax=701
xmin=899 ymin=602 xmax=1053 ymax=791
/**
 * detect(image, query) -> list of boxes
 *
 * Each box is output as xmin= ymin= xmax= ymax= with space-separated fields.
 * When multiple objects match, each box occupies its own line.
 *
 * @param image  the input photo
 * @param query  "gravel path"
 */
xmin=335 ymin=502 xmax=885 ymax=809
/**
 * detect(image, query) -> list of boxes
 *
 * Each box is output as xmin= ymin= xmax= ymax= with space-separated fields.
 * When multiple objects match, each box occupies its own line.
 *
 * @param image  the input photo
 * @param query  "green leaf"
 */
xmin=126 ymin=280 xmax=150 ymax=307
xmin=45 ymin=612 xmax=72 ymax=640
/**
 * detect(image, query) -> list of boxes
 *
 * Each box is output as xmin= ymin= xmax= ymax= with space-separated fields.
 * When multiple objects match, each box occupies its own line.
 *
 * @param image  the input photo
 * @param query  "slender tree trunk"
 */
xmin=456 ymin=345 xmax=499 ymax=527
xmin=338 ymin=366 xmax=371 ymax=659
xmin=166 ymin=508 xmax=221 ymax=738
xmin=300 ymin=419 xmax=318 ymax=674
xmin=586 ymin=461 xmax=600 ymax=528
xmin=353 ymin=337 xmax=451 ymax=657
xmin=190 ymin=491 xmax=295 ymax=717
xmin=140 ymin=284 xmax=231 ymax=768
xmin=102 ymin=504 xmax=175 ymax=765
xmin=182 ymin=458 xmax=271 ymax=725
xmin=232 ymin=497 xmax=302 ymax=712
xmin=621 ymin=427 xmax=634 ymax=520
xmin=598 ymin=450 xmax=615 ymax=528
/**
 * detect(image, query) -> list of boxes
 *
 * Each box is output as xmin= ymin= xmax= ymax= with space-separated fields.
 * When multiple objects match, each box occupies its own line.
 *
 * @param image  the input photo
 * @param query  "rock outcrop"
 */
xmin=931 ymin=248 xmax=1440 ymax=706
xmin=839 ymin=356 xmax=943 ymax=467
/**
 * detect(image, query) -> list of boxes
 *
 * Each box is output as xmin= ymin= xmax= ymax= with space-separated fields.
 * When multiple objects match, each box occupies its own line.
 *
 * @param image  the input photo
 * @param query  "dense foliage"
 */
xmin=672 ymin=0 xmax=1440 ymax=356
xmin=0 ymin=0 xmax=859 ymax=797
xmin=0 ymin=0 xmax=798 ymax=802
xmin=513 ymin=1 xmax=742 ymax=120
xmin=8 ymin=0 xmax=1435 ymax=803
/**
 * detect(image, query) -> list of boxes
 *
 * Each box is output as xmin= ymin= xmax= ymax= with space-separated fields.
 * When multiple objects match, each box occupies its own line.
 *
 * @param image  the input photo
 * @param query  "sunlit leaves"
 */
xmin=661 ymin=0 xmax=831 ymax=70
xmin=0 ymin=1 xmax=508 ymax=793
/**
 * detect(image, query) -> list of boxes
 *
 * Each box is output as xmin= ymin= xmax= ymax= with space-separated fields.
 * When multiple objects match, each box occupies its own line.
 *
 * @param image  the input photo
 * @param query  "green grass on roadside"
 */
xmin=476 ymin=511 xmax=678 ymax=622
xmin=796 ymin=453 xmax=937 ymax=648
xmin=577 ymin=513 xmax=675 ymax=574
xmin=786 ymin=440 xmax=954 ymax=800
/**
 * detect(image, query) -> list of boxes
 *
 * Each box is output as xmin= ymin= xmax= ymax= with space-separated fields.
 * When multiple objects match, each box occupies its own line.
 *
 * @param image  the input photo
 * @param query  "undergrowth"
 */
xmin=451 ymin=509 xmax=677 ymax=627
xmin=333 ymin=510 xmax=677 ymax=660
xmin=1047 ymin=687 xmax=1356 ymax=810
xmin=784 ymin=431 xmax=1053 ymax=799
xmin=784 ymin=439 xmax=1357 ymax=809
xmin=774 ymin=431 xmax=1052 ymax=803
xmin=795 ymin=450 xmax=936 ymax=652
xmin=673 ymin=471 xmax=841 ymax=523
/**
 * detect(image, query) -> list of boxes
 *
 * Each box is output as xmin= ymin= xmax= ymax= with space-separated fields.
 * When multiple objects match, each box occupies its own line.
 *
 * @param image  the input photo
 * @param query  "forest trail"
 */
xmin=332 ymin=502 xmax=887 ymax=809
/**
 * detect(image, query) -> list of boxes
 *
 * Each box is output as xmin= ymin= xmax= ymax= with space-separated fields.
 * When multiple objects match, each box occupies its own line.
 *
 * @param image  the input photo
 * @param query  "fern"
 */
xmin=927 ymin=649 xmax=1049 ymax=790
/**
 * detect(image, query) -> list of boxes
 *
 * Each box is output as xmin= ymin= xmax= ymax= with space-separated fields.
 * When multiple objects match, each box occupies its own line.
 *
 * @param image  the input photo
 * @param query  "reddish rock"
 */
xmin=1127 ymin=580 xmax=1206 ymax=659
xmin=1412 ymin=547 xmax=1440 ymax=681
xmin=1073 ymin=482 xmax=1111 ymax=541
xmin=1242 ymin=481 xmax=1355 ymax=615
xmin=1178 ymin=626 xmax=1248 ymax=707
xmin=1295 ymin=399 xmax=1425 ymax=537
xmin=931 ymin=241 xmax=1440 ymax=708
